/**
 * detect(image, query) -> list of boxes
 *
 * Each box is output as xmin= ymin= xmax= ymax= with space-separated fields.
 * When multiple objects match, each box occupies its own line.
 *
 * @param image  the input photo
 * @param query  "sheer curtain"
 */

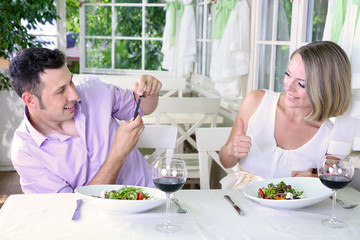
xmin=161 ymin=0 xmax=196 ymax=78
xmin=210 ymin=0 xmax=249 ymax=99
xmin=323 ymin=0 xmax=360 ymax=154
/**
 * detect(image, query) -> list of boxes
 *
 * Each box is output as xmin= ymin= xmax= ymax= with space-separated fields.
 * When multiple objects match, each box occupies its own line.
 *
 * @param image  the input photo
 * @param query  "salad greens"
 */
xmin=258 ymin=181 xmax=304 ymax=200
xmin=101 ymin=186 xmax=152 ymax=200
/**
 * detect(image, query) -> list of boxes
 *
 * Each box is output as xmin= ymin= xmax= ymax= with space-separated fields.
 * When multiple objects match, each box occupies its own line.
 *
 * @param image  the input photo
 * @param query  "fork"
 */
xmin=330 ymin=196 xmax=358 ymax=209
xmin=172 ymin=198 xmax=187 ymax=213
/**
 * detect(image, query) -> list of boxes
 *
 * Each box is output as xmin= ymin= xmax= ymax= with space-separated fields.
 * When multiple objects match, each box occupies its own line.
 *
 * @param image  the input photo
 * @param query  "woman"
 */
xmin=219 ymin=41 xmax=352 ymax=188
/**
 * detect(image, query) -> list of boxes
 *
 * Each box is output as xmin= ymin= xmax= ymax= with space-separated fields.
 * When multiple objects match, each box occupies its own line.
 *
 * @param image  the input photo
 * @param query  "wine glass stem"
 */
xmin=331 ymin=190 xmax=338 ymax=222
xmin=166 ymin=193 xmax=171 ymax=226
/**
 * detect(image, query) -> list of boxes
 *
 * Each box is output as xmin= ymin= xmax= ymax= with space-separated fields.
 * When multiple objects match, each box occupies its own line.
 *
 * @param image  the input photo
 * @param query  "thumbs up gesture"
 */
xmin=231 ymin=118 xmax=251 ymax=159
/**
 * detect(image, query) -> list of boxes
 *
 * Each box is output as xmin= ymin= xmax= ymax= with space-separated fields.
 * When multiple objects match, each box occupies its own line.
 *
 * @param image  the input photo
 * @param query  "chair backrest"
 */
xmin=196 ymin=127 xmax=233 ymax=189
xmin=136 ymin=125 xmax=177 ymax=164
xmin=144 ymin=97 xmax=222 ymax=179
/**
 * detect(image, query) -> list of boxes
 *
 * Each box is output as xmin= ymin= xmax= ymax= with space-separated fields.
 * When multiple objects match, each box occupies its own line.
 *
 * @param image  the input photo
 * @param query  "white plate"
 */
xmin=75 ymin=185 xmax=166 ymax=214
xmin=243 ymin=177 xmax=332 ymax=210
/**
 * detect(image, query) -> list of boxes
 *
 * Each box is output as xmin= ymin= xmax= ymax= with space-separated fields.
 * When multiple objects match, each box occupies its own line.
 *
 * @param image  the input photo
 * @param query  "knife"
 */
xmin=72 ymin=199 xmax=83 ymax=221
xmin=224 ymin=195 xmax=244 ymax=216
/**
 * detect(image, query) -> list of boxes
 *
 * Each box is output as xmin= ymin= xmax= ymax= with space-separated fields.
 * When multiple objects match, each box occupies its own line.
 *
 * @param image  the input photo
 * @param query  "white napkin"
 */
xmin=220 ymin=168 xmax=264 ymax=189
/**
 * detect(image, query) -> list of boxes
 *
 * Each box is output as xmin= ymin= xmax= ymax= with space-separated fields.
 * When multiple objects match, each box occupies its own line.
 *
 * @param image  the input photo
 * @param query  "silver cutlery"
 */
xmin=224 ymin=195 xmax=244 ymax=216
xmin=171 ymin=198 xmax=187 ymax=214
xmin=330 ymin=196 xmax=357 ymax=209
xmin=72 ymin=199 xmax=83 ymax=220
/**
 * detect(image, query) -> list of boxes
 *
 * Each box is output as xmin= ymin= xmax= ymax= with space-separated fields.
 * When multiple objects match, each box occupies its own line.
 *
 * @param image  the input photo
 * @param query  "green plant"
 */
xmin=0 ymin=0 xmax=57 ymax=90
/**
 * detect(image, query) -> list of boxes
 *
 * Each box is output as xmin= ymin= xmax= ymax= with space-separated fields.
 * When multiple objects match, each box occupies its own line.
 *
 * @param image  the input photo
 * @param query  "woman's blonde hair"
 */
xmin=291 ymin=41 xmax=351 ymax=122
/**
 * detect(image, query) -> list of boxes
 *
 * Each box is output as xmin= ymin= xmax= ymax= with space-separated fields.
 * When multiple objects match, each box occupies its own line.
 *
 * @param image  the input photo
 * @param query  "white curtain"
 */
xmin=161 ymin=0 xmax=196 ymax=78
xmin=323 ymin=0 xmax=360 ymax=155
xmin=210 ymin=0 xmax=249 ymax=99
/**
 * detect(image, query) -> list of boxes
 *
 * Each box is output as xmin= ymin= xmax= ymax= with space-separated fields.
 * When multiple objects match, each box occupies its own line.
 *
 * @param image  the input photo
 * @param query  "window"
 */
xmin=195 ymin=0 xmax=214 ymax=78
xmin=250 ymin=0 xmax=328 ymax=92
xmin=79 ymin=0 xmax=166 ymax=74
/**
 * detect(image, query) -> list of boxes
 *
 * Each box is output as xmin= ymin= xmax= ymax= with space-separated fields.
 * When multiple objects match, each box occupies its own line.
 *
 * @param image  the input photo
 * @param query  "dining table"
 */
xmin=0 ymin=187 xmax=359 ymax=240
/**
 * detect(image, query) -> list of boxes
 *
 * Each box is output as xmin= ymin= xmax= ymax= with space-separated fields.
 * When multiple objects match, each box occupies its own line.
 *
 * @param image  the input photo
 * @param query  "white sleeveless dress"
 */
xmin=220 ymin=90 xmax=333 ymax=189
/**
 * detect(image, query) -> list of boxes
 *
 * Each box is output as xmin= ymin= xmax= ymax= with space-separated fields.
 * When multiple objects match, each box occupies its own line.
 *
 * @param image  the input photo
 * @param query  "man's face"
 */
xmin=37 ymin=65 xmax=79 ymax=123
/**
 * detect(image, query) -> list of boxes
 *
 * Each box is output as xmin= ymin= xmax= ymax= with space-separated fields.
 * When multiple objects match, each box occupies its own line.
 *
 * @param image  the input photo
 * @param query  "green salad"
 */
xmin=258 ymin=181 xmax=304 ymax=200
xmin=99 ymin=186 xmax=152 ymax=200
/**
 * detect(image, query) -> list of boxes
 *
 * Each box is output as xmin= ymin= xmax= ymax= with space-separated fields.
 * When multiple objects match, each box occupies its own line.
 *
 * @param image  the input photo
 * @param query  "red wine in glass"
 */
xmin=153 ymin=177 xmax=185 ymax=193
xmin=318 ymin=154 xmax=354 ymax=228
xmin=319 ymin=175 xmax=352 ymax=190
xmin=151 ymin=157 xmax=187 ymax=233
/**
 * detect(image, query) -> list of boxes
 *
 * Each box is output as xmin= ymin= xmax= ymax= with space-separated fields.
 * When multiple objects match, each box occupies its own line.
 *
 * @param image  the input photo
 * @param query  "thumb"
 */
xmin=237 ymin=118 xmax=245 ymax=136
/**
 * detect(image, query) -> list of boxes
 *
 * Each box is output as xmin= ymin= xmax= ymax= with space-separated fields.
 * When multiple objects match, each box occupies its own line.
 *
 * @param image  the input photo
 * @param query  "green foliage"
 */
xmin=84 ymin=3 xmax=165 ymax=70
xmin=115 ymin=6 xmax=142 ymax=37
xmin=66 ymin=0 xmax=80 ymax=35
xmin=115 ymin=40 xmax=142 ymax=69
xmin=0 ymin=0 xmax=57 ymax=90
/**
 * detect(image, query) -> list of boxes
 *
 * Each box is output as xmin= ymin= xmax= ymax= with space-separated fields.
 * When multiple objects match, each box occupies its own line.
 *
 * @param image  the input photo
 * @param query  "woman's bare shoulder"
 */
xmin=238 ymin=89 xmax=265 ymax=123
xmin=242 ymin=89 xmax=265 ymax=109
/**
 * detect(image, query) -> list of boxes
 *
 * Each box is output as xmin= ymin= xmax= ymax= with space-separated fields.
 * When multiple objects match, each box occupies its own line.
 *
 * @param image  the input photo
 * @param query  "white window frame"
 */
xmin=78 ymin=1 xmax=166 ymax=75
xmin=249 ymin=0 xmax=313 ymax=92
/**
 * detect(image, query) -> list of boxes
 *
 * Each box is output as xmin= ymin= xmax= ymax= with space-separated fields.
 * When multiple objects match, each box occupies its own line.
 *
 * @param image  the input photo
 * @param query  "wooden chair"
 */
xmin=136 ymin=125 xmax=178 ymax=164
xmin=144 ymin=97 xmax=222 ymax=180
xmin=196 ymin=127 xmax=234 ymax=189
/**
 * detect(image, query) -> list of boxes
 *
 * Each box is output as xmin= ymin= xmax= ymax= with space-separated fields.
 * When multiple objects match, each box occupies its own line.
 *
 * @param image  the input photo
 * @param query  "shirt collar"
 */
xmin=24 ymin=106 xmax=48 ymax=147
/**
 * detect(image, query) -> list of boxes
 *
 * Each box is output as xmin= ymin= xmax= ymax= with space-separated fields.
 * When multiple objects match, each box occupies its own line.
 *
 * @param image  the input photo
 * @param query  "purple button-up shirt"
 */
xmin=11 ymin=77 xmax=154 ymax=193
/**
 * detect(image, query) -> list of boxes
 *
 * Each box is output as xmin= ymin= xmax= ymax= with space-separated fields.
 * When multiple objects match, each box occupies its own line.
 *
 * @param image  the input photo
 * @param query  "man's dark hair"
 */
xmin=9 ymin=48 xmax=66 ymax=101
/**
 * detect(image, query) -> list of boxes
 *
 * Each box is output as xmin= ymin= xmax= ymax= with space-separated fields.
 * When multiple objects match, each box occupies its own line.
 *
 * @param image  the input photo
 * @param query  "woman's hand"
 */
xmin=220 ymin=118 xmax=251 ymax=168
xmin=291 ymin=170 xmax=317 ymax=178
xmin=230 ymin=118 xmax=252 ymax=159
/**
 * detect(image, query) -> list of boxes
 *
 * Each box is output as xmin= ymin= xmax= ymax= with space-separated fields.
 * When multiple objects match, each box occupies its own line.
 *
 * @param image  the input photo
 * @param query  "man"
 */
xmin=9 ymin=47 xmax=162 ymax=193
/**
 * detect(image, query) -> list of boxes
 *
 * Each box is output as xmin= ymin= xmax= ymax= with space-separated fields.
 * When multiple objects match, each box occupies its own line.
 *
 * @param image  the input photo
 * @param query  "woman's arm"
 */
xmin=219 ymin=90 xmax=265 ymax=168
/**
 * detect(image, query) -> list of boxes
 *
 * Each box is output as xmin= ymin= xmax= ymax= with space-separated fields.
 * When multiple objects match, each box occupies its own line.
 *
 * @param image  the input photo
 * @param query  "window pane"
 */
xmin=274 ymin=45 xmax=289 ymax=92
xmin=206 ymin=4 xmax=214 ymax=39
xmin=197 ymin=42 xmax=203 ymax=74
xmin=115 ymin=0 xmax=141 ymax=3
xmin=115 ymin=40 xmax=142 ymax=69
xmin=115 ymin=7 xmax=142 ymax=37
xmin=277 ymin=0 xmax=292 ymax=41
xmin=85 ymin=39 xmax=112 ymax=68
xmin=205 ymin=42 xmax=212 ymax=77
xmin=86 ymin=6 xmax=112 ymax=36
xmin=257 ymin=44 xmax=271 ymax=89
xmin=145 ymin=40 xmax=163 ymax=70
xmin=87 ymin=0 xmax=111 ymax=3
xmin=146 ymin=6 xmax=166 ymax=38
xmin=147 ymin=0 xmax=165 ymax=3
xmin=260 ymin=0 xmax=274 ymax=41
xmin=197 ymin=5 xmax=204 ymax=39
xmin=306 ymin=0 xmax=328 ymax=42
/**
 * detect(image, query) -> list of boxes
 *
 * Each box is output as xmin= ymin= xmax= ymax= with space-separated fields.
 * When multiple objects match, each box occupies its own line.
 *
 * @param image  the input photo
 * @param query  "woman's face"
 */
xmin=283 ymin=54 xmax=312 ymax=110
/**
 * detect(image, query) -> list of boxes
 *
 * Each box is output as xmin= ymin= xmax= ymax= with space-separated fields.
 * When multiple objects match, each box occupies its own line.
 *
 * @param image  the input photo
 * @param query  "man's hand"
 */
xmin=133 ymin=75 xmax=162 ymax=98
xmin=132 ymin=75 xmax=162 ymax=115
xmin=110 ymin=115 xmax=144 ymax=160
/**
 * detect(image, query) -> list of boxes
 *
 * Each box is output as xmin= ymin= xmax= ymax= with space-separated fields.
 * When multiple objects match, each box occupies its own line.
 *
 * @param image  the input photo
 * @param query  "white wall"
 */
xmin=0 ymin=90 xmax=24 ymax=170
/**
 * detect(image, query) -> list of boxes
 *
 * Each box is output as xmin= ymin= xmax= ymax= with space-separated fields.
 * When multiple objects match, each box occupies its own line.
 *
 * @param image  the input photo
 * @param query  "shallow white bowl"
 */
xmin=243 ymin=177 xmax=332 ymax=210
xmin=75 ymin=185 xmax=166 ymax=214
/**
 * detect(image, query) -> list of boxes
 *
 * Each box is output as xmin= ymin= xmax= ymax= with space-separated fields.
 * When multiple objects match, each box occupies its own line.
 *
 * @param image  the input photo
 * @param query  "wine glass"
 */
xmin=318 ymin=154 xmax=354 ymax=228
xmin=151 ymin=156 xmax=187 ymax=233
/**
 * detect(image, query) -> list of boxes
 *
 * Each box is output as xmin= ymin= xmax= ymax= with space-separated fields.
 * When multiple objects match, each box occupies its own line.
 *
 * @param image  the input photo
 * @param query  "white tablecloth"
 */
xmin=1 ymin=188 xmax=360 ymax=240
